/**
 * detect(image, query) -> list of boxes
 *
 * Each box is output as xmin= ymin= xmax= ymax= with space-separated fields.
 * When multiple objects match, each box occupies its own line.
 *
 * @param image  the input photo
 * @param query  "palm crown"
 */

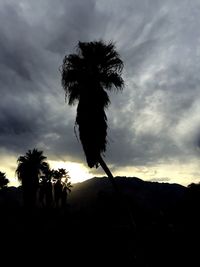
xmin=61 ymin=41 xmax=124 ymax=168
xmin=16 ymin=148 xmax=48 ymax=187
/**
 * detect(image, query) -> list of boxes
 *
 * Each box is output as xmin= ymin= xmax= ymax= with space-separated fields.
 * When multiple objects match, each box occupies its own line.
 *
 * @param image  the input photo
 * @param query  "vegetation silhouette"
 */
xmin=39 ymin=167 xmax=54 ymax=208
xmin=39 ymin=167 xmax=72 ymax=208
xmin=52 ymin=168 xmax=72 ymax=208
xmin=0 ymin=171 xmax=9 ymax=189
xmin=16 ymin=148 xmax=48 ymax=209
xmin=58 ymin=168 xmax=72 ymax=208
xmin=61 ymin=40 xmax=124 ymax=187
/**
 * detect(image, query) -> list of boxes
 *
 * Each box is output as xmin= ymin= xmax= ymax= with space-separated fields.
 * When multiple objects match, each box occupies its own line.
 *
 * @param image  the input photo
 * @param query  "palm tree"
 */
xmin=61 ymin=40 xmax=124 ymax=188
xmin=52 ymin=168 xmax=72 ymax=207
xmin=0 ymin=171 xmax=9 ymax=189
xmin=39 ymin=167 xmax=54 ymax=208
xmin=16 ymin=149 xmax=48 ymax=208
xmin=52 ymin=168 xmax=70 ymax=183
xmin=57 ymin=169 xmax=72 ymax=203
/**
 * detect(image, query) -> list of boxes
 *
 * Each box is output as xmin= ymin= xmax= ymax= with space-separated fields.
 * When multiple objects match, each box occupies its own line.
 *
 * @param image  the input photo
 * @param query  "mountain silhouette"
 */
xmin=68 ymin=176 xmax=186 ymax=213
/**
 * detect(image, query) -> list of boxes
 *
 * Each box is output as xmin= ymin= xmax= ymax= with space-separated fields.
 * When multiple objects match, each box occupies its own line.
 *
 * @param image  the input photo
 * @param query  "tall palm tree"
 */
xmin=16 ymin=149 xmax=48 ymax=208
xmin=61 ymin=41 xmax=124 ymax=188
xmin=0 ymin=171 xmax=9 ymax=189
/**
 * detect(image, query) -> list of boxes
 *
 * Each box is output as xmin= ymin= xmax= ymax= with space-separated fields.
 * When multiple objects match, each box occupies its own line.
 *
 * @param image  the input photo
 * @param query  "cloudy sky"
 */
xmin=1 ymin=0 xmax=200 ymax=186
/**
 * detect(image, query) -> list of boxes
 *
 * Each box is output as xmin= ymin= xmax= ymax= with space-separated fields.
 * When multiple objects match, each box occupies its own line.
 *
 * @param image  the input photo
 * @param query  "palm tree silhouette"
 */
xmin=39 ymin=167 xmax=54 ymax=208
xmin=0 ymin=171 xmax=9 ymax=189
xmin=61 ymin=41 xmax=124 ymax=188
xmin=52 ymin=168 xmax=72 ymax=207
xmin=16 ymin=148 xmax=48 ymax=208
xmin=59 ymin=169 xmax=72 ymax=208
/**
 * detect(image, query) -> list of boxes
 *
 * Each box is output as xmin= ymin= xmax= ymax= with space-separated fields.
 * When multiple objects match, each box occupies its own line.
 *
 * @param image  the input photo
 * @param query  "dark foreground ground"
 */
xmin=1 ymin=206 xmax=199 ymax=266
xmin=0 ymin=177 xmax=200 ymax=266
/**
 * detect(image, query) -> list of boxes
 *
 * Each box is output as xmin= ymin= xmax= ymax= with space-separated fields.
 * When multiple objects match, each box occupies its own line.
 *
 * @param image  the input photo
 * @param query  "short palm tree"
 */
xmin=0 ymin=171 xmax=9 ymax=189
xmin=16 ymin=149 xmax=48 ymax=208
xmin=39 ymin=167 xmax=54 ymax=208
xmin=57 ymin=168 xmax=72 ymax=197
xmin=52 ymin=168 xmax=72 ymax=207
xmin=61 ymin=41 xmax=124 ymax=187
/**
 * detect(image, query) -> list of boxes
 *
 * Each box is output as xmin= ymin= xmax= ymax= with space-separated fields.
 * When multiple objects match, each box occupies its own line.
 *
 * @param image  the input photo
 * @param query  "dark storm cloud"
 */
xmin=103 ymin=0 xmax=200 ymax=170
xmin=0 ymin=4 xmax=31 ymax=80
xmin=106 ymin=121 xmax=181 ymax=167
xmin=46 ymin=0 xmax=109 ymax=54
xmin=0 ymin=0 xmax=113 ymax=163
xmin=0 ymin=0 xmax=117 ymax=167
xmin=0 ymin=0 xmax=200 ymax=176
xmin=0 ymin=0 xmax=102 ymax=160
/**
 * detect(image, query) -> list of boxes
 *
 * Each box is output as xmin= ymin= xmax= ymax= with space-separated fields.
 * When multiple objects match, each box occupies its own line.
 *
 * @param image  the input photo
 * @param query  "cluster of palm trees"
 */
xmin=39 ymin=166 xmax=72 ymax=209
xmin=16 ymin=148 xmax=72 ymax=209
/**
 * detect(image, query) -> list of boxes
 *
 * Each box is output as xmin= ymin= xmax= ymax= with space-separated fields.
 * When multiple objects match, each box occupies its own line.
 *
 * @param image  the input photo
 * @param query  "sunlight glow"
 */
xmin=48 ymin=160 xmax=93 ymax=184
xmin=0 ymin=153 xmax=199 ymax=187
xmin=114 ymin=160 xmax=200 ymax=186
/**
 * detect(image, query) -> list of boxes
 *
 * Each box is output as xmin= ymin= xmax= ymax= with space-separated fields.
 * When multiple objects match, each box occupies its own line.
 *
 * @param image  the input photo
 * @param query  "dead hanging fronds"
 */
xmin=74 ymin=122 xmax=80 ymax=143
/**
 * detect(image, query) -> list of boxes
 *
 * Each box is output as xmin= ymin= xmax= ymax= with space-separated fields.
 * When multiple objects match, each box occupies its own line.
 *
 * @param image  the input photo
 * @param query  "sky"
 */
xmin=0 ymin=0 xmax=200 ymax=186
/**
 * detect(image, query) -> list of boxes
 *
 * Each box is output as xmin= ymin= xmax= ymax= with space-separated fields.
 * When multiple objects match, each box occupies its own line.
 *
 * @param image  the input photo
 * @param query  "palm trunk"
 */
xmin=99 ymin=155 xmax=136 ymax=229
xmin=99 ymin=155 xmax=138 ymax=265
xmin=98 ymin=155 xmax=119 ymax=193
